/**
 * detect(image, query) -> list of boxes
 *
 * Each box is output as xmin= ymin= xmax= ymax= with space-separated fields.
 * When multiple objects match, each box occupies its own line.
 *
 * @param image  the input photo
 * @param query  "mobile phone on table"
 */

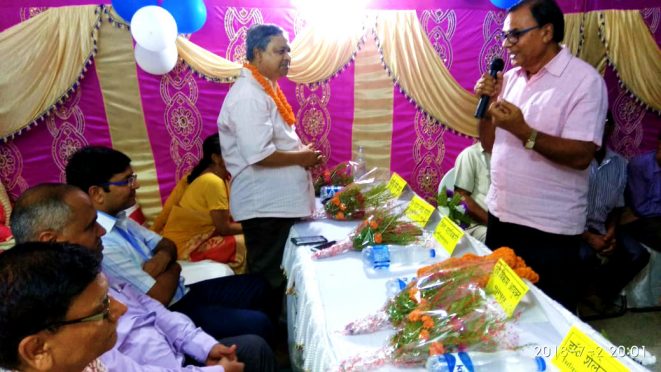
xmin=291 ymin=235 xmax=328 ymax=246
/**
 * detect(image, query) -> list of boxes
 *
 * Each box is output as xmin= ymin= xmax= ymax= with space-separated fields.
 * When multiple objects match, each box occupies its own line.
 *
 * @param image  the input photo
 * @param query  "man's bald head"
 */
xmin=11 ymin=184 xmax=81 ymax=243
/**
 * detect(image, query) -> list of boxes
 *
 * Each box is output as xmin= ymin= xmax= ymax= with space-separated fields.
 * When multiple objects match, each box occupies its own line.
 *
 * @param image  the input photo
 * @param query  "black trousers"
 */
xmin=241 ymin=216 xmax=299 ymax=321
xmin=579 ymin=229 xmax=650 ymax=299
xmin=621 ymin=216 xmax=661 ymax=252
xmin=486 ymin=212 xmax=582 ymax=311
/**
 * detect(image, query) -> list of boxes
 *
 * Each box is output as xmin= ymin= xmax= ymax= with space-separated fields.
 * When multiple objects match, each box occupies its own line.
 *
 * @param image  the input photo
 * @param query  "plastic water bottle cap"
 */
xmin=429 ymin=248 xmax=436 ymax=258
xmin=535 ymin=356 xmax=546 ymax=371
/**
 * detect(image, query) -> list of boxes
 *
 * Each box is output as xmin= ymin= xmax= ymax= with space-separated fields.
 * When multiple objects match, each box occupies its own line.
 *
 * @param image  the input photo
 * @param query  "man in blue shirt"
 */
xmin=623 ymin=131 xmax=661 ymax=252
xmin=65 ymin=146 xmax=274 ymax=345
xmin=579 ymin=114 xmax=649 ymax=316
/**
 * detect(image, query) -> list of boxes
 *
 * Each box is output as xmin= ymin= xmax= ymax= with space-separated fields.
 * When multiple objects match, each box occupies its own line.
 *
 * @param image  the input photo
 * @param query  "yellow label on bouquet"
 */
xmin=486 ymin=259 xmax=529 ymax=317
xmin=405 ymin=195 xmax=435 ymax=227
xmin=387 ymin=173 xmax=407 ymax=198
xmin=552 ymin=326 xmax=628 ymax=372
xmin=433 ymin=216 xmax=464 ymax=255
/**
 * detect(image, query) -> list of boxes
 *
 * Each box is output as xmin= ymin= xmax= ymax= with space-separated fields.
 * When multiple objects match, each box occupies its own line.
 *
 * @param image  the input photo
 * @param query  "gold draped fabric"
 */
xmin=563 ymin=13 xmax=582 ymax=56
xmin=287 ymin=23 xmax=364 ymax=84
xmin=352 ymin=36 xmax=394 ymax=171
xmin=581 ymin=12 xmax=607 ymax=74
xmin=0 ymin=5 xmax=100 ymax=140
xmin=376 ymin=11 xmax=479 ymax=137
xmin=601 ymin=10 xmax=661 ymax=111
xmin=176 ymin=37 xmax=241 ymax=81
xmin=94 ymin=17 xmax=163 ymax=222
xmin=0 ymin=5 xmax=659 ymax=140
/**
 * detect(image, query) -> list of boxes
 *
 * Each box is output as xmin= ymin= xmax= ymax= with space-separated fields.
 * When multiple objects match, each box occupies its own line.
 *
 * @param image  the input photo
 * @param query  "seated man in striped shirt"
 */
xmin=578 ymin=112 xmax=650 ymax=316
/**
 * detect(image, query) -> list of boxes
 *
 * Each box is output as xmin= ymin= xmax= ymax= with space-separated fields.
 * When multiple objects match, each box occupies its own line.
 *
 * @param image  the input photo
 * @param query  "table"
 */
xmin=283 ymin=218 xmax=649 ymax=371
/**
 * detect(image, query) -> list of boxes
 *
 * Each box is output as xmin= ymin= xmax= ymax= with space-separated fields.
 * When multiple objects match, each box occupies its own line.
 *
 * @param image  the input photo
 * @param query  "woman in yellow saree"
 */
xmin=152 ymin=134 xmax=246 ymax=273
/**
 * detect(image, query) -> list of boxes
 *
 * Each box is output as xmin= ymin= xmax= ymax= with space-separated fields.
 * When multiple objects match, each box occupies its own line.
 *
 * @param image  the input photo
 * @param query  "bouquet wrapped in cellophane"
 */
xmin=323 ymin=183 xmax=394 ymax=221
xmin=312 ymin=209 xmax=423 ymax=259
xmin=437 ymin=186 xmax=472 ymax=228
xmin=313 ymin=161 xmax=355 ymax=195
xmin=339 ymin=248 xmax=540 ymax=371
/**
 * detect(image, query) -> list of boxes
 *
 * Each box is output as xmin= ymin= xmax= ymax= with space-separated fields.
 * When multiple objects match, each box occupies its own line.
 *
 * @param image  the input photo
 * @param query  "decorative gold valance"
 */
xmin=287 ymin=23 xmax=365 ymax=84
xmin=176 ymin=37 xmax=241 ymax=82
xmin=601 ymin=10 xmax=661 ymax=112
xmin=0 ymin=5 xmax=659 ymax=141
xmin=376 ymin=10 xmax=479 ymax=137
xmin=0 ymin=5 xmax=100 ymax=141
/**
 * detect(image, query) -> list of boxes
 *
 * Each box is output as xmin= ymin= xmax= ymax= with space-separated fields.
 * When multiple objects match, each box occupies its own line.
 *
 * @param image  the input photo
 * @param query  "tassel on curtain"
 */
xmin=601 ymin=10 xmax=661 ymax=112
xmin=0 ymin=5 xmax=101 ymax=141
xmin=376 ymin=11 xmax=479 ymax=137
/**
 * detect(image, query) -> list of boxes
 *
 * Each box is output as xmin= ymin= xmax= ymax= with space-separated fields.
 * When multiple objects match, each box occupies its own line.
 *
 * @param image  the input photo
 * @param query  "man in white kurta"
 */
xmin=217 ymin=24 xmax=321 ymax=296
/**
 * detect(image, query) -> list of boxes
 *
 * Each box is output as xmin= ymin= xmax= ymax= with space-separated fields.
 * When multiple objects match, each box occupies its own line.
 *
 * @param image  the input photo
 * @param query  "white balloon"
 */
xmin=134 ymin=43 xmax=178 ymax=75
xmin=130 ymin=6 xmax=177 ymax=52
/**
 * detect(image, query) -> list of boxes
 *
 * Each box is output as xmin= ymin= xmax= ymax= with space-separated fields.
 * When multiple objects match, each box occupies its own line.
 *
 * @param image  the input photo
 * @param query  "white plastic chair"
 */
xmin=438 ymin=167 xmax=456 ymax=195
xmin=178 ymin=260 xmax=234 ymax=285
xmin=625 ymin=243 xmax=661 ymax=309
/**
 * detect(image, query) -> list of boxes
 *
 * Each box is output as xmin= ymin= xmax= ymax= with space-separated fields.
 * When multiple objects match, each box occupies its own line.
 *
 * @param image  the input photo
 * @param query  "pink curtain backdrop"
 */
xmin=0 ymin=62 xmax=113 ymax=197
xmin=0 ymin=0 xmax=659 ymax=205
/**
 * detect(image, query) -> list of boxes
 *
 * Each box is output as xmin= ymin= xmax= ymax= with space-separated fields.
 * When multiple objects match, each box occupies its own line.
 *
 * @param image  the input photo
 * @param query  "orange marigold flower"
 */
xmin=332 ymin=197 xmax=341 ymax=206
xmin=514 ymin=267 xmax=540 ymax=283
xmin=369 ymin=220 xmax=378 ymax=229
xmin=340 ymin=203 xmax=347 ymax=211
xmin=429 ymin=342 xmax=445 ymax=356
xmin=419 ymin=329 xmax=430 ymax=340
xmin=422 ymin=316 xmax=435 ymax=329
xmin=336 ymin=212 xmax=345 ymax=220
xmin=408 ymin=309 xmax=423 ymax=322
xmin=374 ymin=233 xmax=383 ymax=244
xmin=244 ymin=63 xmax=295 ymax=125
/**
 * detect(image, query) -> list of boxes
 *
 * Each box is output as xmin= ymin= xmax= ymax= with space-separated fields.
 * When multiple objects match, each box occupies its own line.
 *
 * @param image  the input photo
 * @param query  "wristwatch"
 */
xmin=524 ymin=129 xmax=537 ymax=150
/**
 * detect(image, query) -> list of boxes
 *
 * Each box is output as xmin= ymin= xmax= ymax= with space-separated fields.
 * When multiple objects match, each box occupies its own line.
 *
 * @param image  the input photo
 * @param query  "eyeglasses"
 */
xmin=43 ymin=296 xmax=111 ymax=331
xmin=497 ymin=25 xmax=540 ymax=44
xmin=102 ymin=173 xmax=138 ymax=188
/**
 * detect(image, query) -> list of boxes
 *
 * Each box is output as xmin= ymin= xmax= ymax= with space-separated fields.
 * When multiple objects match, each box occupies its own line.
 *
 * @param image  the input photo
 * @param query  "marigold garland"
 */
xmin=244 ymin=63 xmax=296 ymax=126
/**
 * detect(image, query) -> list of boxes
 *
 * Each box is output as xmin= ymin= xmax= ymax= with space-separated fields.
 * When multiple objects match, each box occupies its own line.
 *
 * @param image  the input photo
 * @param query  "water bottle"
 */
xmin=386 ymin=276 xmax=415 ymax=297
xmin=362 ymin=245 xmax=437 ymax=271
xmin=353 ymin=145 xmax=367 ymax=179
xmin=426 ymin=351 xmax=546 ymax=372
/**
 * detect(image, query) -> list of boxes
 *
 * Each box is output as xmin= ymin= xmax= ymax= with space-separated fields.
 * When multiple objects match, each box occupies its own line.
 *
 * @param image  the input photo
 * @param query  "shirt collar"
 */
xmin=96 ymin=210 xmax=128 ymax=233
xmin=543 ymin=47 xmax=571 ymax=77
xmin=512 ymin=46 xmax=571 ymax=79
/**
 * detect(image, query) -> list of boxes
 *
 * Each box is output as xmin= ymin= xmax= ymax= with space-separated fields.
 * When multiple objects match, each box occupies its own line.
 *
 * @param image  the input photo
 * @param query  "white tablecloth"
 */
xmin=283 ymin=218 xmax=649 ymax=372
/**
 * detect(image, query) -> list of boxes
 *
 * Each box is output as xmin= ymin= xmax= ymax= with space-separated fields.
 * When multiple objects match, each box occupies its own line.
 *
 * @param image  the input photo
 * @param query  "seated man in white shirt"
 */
xmin=10 ymin=183 xmax=276 ymax=372
xmin=453 ymin=142 xmax=491 ymax=242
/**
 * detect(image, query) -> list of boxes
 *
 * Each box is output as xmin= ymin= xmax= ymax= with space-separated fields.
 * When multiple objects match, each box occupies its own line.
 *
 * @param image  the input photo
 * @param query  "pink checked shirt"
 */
xmin=486 ymin=47 xmax=608 ymax=235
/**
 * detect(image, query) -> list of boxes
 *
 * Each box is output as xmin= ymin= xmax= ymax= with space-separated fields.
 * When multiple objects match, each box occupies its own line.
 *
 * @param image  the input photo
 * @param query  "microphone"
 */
xmin=474 ymin=58 xmax=505 ymax=119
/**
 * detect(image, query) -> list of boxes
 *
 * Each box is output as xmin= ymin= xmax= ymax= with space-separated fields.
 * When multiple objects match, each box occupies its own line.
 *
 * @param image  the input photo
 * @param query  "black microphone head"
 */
xmin=490 ymin=58 xmax=505 ymax=72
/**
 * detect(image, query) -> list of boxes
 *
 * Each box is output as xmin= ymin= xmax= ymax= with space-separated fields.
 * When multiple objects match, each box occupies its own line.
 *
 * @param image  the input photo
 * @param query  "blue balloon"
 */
xmin=490 ymin=0 xmax=521 ymax=9
xmin=162 ymin=0 xmax=208 ymax=34
xmin=112 ymin=0 xmax=158 ymax=22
